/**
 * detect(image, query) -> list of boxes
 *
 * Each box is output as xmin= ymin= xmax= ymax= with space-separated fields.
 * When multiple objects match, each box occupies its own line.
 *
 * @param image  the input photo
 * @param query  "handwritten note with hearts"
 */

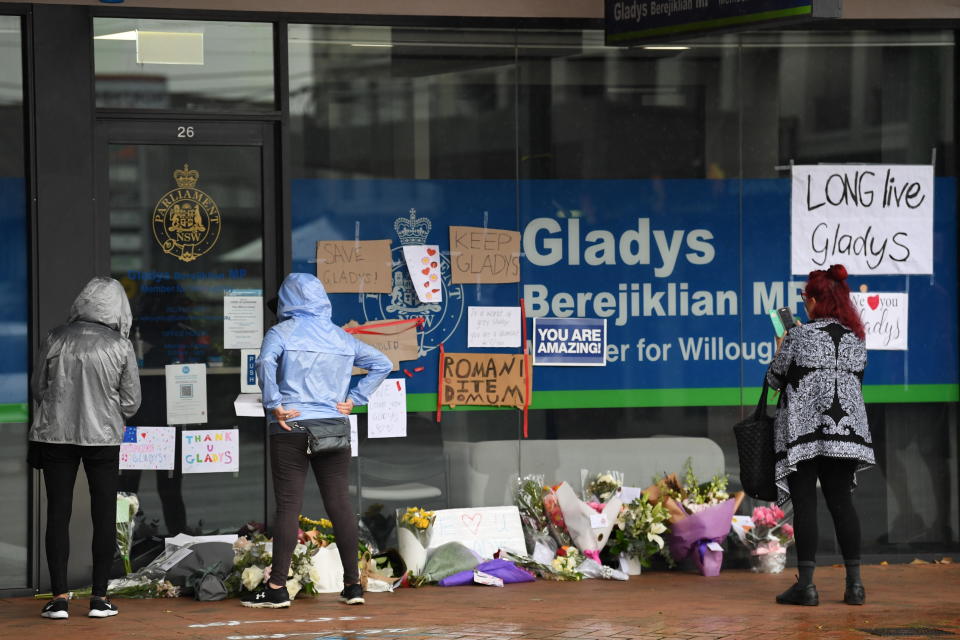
xmin=402 ymin=245 xmax=443 ymax=304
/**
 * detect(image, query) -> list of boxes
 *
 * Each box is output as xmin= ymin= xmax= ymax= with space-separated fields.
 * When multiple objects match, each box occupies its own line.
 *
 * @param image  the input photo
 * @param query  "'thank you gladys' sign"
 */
xmin=791 ymin=164 xmax=934 ymax=276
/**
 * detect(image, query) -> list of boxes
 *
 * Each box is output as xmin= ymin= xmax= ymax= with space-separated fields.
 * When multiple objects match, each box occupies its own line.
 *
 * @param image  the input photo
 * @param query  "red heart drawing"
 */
xmin=461 ymin=512 xmax=482 ymax=536
xmin=427 ymin=248 xmax=437 ymax=256
xmin=421 ymin=268 xmax=430 ymax=275
xmin=430 ymin=261 xmax=438 ymax=268
xmin=141 ymin=432 xmax=147 ymax=439
xmin=867 ymin=295 xmax=880 ymax=310
xmin=423 ymin=281 xmax=430 ymax=288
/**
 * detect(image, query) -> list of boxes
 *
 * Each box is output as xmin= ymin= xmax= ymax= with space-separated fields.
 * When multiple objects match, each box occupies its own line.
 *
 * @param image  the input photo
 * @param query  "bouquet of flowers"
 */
xmin=647 ymin=459 xmax=744 ymax=576
xmin=515 ymin=475 xmax=556 ymax=557
xmin=608 ymin=493 xmax=671 ymax=570
xmin=226 ymin=528 xmax=328 ymax=599
xmin=582 ymin=470 xmax=624 ymax=503
xmin=734 ymin=504 xmax=794 ymax=573
xmin=397 ymin=507 xmax=435 ymax=546
xmin=541 ymin=484 xmax=574 ymax=547
xmin=116 ymin=492 xmax=140 ymax=575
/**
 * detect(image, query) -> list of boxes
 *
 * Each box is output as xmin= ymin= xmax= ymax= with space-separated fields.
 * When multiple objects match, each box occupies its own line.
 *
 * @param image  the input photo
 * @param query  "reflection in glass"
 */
xmin=94 ymin=18 xmax=275 ymax=111
xmin=107 ymin=139 xmax=266 ymax=563
xmin=0 ymin=14 xmax=28 ymax=589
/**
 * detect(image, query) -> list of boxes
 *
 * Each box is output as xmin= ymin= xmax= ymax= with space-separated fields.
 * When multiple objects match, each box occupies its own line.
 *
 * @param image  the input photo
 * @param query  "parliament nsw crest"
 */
xmin=152 ymin=164 xmax=222 ymax=262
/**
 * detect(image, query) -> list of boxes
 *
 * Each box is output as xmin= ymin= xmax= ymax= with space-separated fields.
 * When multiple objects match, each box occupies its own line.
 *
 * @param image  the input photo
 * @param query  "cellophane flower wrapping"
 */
xmin=666 ymin=497 xmax=738 ymax=576
xmin=542 ymin=484 xmax=574 ymax=547
xmin=116 ymin=492 xmax=139 ymax=575
xmin=581 ymin=469 xmax=624 ymax=503
xmin=554 ymin=481 xmax=621 ymax=555
xmin=515 ymin=475 xmax=556 ymax=557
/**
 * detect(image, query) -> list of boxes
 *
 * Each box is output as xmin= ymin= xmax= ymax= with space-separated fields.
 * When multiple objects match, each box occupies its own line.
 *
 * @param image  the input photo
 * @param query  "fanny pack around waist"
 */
xmin=297 ymin=419 xmax=350 ymax=456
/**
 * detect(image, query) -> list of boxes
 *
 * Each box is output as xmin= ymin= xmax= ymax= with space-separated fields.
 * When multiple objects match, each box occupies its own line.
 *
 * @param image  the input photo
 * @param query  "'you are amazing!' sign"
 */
xmin=791 ymin=164 xmax=934 ymax=275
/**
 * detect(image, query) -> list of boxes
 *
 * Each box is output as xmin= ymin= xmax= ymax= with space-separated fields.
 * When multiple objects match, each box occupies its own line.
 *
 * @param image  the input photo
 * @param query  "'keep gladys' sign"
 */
xmin=449 ymin=226 xmax=521 ymax=283
xmin=791 ymin=165 xmax=933 ymax=275
xmin=442 ymin=353 xmax=530 ymax=409
xmin=850 ymin=292 xmax=909 ymax=350
xmin=316 ymin=239 xmax=392 ymax=293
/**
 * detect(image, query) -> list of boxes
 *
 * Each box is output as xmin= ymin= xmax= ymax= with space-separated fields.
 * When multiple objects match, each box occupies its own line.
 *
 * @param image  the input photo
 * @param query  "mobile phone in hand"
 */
xmin=769 ymin=307 xmax=795 ymax=337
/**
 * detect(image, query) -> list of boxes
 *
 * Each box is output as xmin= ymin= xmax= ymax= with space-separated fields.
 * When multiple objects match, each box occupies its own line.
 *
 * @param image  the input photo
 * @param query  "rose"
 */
xmin=781 ymin=523 xmax=794 ymax=539
xmin=285 ymin=578 xmax=301 ymax=600
xmin=241 ymin=566 xmax=265 ymax=591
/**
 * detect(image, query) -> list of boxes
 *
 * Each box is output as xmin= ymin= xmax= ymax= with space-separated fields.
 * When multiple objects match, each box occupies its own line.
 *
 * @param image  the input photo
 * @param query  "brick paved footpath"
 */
xmin=1 ymin=564 xmax=958 ymax=640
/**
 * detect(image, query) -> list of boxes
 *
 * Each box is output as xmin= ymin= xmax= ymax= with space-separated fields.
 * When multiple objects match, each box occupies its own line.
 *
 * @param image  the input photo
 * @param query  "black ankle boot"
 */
xmin=844 ymin=582 xmax=865 ymax=605
xmin=776 ymin=582 xmax=819 ymax=606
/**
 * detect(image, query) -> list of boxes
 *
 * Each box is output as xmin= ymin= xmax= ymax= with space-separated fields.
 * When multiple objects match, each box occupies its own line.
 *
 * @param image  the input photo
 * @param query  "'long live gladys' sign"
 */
xmin=791 ymin=164 xmax=934 ymax=275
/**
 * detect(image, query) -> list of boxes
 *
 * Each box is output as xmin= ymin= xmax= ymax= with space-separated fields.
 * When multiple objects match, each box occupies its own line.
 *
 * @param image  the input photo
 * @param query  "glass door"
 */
xmin=94 ymin=119 xmax=276 ymax=567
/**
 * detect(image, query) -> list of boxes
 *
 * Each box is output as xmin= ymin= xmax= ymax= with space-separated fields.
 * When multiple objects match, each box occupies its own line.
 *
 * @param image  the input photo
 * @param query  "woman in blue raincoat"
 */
xmin=244 ymin=273 xmax=391 ymax=608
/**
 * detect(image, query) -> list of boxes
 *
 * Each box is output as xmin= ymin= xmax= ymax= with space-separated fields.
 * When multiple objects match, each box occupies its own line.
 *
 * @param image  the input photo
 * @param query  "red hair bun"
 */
xmin=828 ymin=264 xmax=848 ymax=281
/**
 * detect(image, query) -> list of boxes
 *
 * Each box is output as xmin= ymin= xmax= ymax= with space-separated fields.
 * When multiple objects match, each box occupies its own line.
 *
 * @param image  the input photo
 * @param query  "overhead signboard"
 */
xmin=604 ymin=0 xmax=840 ymax=46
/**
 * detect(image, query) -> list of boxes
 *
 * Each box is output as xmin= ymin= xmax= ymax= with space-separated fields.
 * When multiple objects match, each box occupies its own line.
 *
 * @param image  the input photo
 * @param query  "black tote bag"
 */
xmin=733 ymin=378 xmax=778 ymax=501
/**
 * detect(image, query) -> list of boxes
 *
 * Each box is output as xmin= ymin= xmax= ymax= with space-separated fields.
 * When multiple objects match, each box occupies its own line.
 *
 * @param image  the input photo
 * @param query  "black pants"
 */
xmin=269 ymin=434 xmax=358 ymax=586
xmin=787 ymin=457 xmax=861 ymax=565
xmin=40 ymin=443 xmax=120 ymax=597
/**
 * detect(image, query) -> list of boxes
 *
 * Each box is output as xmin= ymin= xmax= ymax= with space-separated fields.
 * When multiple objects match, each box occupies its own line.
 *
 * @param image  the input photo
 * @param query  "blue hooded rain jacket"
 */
xmin=257 ymin=273 xmax=392 ymax=422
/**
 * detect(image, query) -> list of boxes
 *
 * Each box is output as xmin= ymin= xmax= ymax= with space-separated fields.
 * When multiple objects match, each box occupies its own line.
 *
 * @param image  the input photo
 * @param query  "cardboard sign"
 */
xmin=181 ymin=428 xmax=239 ymax=474
xmin=533 ymin=317 xmax=607 ymax=366
xmin=850 ymin=292 xmax=909 ymax=350
xmin=449 ymin=225 xmax=521 ymax=284
xmin=468 ymin=306 xmax=521 ymax=349
xmin=344 ymin=318 xmax=421 ymax=373
xmin=427 ymin=506 xmax=527 ymax=560
xmin=791 ymin=164 xmax=933 ymax=275
xmin=442 ymin=353 xmax=529 ymax=409
xmin=120 ymin=426 xmax=176 ymax=470
xmin=316 ymin=239 xmax=392 ymax=293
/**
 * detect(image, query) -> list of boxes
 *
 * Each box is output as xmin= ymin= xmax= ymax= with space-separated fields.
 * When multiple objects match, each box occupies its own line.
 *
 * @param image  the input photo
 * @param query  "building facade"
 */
xmin=0 ymin=0 xmax=956 ymax=594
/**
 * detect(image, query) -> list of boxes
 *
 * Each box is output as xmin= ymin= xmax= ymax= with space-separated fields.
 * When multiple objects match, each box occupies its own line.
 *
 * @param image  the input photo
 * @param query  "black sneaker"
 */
xmin=241 ymin=585 xmax=291 ymax=608
xmin=40 ymin=598 xmax=69 ymax=619
xmin=339 ymin=583 xmax=364 ymax=605
xmin=88 ymin=597 xmax=119 ymax=618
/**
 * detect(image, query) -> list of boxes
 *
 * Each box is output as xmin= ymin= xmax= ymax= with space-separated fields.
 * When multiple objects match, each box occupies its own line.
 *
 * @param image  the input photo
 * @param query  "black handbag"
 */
xmin=303 ymin=418 xmax=351 ymax=456
xmin=733 ymin=378 xmax=778 ymax=501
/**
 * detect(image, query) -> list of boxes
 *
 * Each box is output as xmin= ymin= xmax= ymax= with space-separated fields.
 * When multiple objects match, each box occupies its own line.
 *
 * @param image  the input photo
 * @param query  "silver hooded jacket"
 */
xmin=29 ymin=277 xmax=142 ymax=446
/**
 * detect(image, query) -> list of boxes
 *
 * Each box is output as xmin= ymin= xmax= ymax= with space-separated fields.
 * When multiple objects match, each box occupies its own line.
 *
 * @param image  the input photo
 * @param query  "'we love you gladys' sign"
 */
xmin=120 ymin=426 xmax=176 ymax=470
xmin=850 ymin=292 xmax=908 ymax=350
xmin=791 ymin=165 xmax=933 ymax=276
xmin=427 ymin=506 xmax=527 ymax=560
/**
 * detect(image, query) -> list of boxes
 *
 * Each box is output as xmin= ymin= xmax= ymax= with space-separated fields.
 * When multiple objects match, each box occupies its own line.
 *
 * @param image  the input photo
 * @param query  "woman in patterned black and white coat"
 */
xmin=766 ymin=264 xmax=873 ymax=608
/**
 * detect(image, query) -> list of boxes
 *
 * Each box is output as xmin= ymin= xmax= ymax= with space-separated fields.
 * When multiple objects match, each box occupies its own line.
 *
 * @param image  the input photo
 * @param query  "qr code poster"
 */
xmin=164 ymin=363 xmax=208 ymax=425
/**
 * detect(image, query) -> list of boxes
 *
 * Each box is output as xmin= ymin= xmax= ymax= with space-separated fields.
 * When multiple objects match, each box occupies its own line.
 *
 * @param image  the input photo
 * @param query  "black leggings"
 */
xmin=787 ymin=457 xmax=861 ymax=565
xmin=269 ymin=434 xmax=358 ymax=586
xmin=40 ymin=443 xmax=120 ymax=597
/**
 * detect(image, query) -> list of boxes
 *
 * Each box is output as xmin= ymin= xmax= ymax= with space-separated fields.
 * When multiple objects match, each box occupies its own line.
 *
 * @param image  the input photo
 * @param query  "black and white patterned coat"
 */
xmin=766 ymin=317 xmax=875 ymax=505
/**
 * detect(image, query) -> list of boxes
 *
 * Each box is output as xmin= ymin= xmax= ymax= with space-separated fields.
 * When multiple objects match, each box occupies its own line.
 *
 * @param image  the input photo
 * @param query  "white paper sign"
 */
xmin=589 ymin=513 xmax=609 ymax=529
xmin=850 ymin=292 xmax=909 ymax=350
xmin=152 ymin=545 xmax=195 ymax=571
xmin=468 ymin=306 xmax=521 ymax=348
xmin=234 ymin=393 xmax=265 ymax=417
xmin=367 ymin=378 xmax=407 ymax=439
xmin=120 ymin=426 xmax=176 ymax=470
xmin=181 ymin=428 xmax=239 ymax=474
xmin=428 ymin=506 xmax=527 ymax=560
xmin=165 ymin=363 xmax=208 ymax=425
xmin=240 ymin=348 xmax=260 ymax=393
xmin=617 ymin=486 xmax=644 ymax=505
xmin=401 ymin=245 xmax=442 ymax=304
xmin=349 ymin=415 xmax=358 ymax=457
xmin=791 ymin=164 xmax=934 ymax=275
xmin=224 ymin=289 xmax=264 ymax=349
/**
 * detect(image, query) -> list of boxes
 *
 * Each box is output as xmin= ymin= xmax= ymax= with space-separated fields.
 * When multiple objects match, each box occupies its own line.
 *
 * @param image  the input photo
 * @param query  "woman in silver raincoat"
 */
xmin=30 ymin=277 xmax=141 ymax=620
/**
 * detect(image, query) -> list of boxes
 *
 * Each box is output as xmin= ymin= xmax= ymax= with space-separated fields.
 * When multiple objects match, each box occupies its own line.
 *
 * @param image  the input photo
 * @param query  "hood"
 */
xmin=276 ymin=273 xmax=332 ymax=321
xmin=68 ymin=277 xmax=133 ymax=338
